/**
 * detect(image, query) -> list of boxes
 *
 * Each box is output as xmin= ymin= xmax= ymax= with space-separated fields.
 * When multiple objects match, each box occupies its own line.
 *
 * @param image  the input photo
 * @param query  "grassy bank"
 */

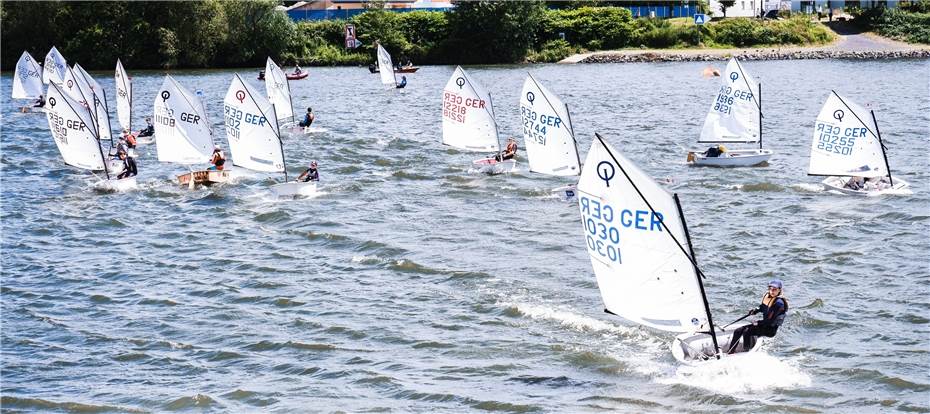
xmin=853 ymin=1 xmax=930 ymax=44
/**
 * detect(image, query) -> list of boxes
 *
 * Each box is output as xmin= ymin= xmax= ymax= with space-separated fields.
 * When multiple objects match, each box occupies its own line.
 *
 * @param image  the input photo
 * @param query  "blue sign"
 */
xmin=694 ymin=14 xmax=708 ymax=25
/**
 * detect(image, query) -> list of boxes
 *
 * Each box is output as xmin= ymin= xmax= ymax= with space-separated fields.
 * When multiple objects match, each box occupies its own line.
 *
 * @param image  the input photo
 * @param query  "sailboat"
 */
xmin=376 ymin=44 xmax=404 ymax=89
xmin=44 ymin=82 xmax=135 ymax=190
xmin=60 ymin=64 xmax=122 ymax=173
xmin=688 ymin=57 xmax=772 ymax=167
xmin=519 ymin=74 xmax=581 ymax=198
xmin=12 ymin=51 xmax=45 ymax=112
xmin=578 ymin=133 xmax=763 ymax=365
xmin=43 ymin=46 xmax=67 ymax=86
xmin=153 ymin=75 xmax=226 ymax=187
xmin=115 ymin=59 xmax=136 ymax=144
xmin=264 ymin=57 xmax=295 ymax=127
xmin=73 ymin=63 xmax=114 ymax=146
xmin=441 ymin=66 xmax=513 ymax=172
xmin=809 ymin=91 xmax=910 ymax=196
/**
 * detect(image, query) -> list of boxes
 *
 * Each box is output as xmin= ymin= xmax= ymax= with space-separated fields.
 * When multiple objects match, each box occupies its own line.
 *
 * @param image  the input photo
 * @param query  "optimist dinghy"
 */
xmin=578 ymin=133 xmax=764 ymax=365
xmin=153 ymin=75 xmax=228 ymax=187
xmin=442 ymin=66 xmax=514 ymax=173
xmin=12 ymin=51 xmax=45 ymax=112
xmin=519 ymin=73 xmax=581 ymax=199
xmin=688 ymin=57 xmax=771 ymax=167
xmin=808 ymin=91 xmax=910 ymax=196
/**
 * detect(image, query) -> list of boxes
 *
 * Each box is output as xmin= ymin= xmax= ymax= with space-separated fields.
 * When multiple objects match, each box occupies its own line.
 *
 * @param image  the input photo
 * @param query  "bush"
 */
xmin=540 ymin=7 xmax=634 ymax=50
xmin=527 ymin=39 xmax=577 ymax=63
xmin=859 ymin=7 xmax=930 ymax=44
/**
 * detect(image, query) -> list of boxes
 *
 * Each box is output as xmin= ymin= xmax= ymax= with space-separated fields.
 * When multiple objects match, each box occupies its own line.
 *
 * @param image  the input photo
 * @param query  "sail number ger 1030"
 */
xmin=579 ymin=196 xmax=665 ymax=265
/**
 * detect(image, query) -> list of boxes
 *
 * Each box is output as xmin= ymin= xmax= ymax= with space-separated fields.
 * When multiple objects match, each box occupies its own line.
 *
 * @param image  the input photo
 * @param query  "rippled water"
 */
xmin=2 ymin=59 xmax=928 ymax=413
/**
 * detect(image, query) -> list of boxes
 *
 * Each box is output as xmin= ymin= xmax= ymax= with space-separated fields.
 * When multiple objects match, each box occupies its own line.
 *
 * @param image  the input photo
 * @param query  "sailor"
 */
xmin=116 ymin=150 xmax=138 ymax=179
xmin=209 ymin=145 xmax=226 ymax=171
xmin=258 ymin=69 xmax=266 ymax=79
xmin=704 ymin=144 xmax=727 ymax=158
xmin=844 ymin=176 xmax=865 ymax=190
xmin=297 ymin=161 xmax=319 ymax=182
xmin=396 ymin=76 xmax=407 ymax=89
xmin=122 ymin=129 xmax=137 ymax=151
xmin=727 ymin=279 xmax=788 ymax=354
xmin=494 ymin=137 xmax=518 ymax=161
xmin=299 ymin=107 xmax=315 ymax=127
xmin=137 ymin=117 xmax=154 ymax=137
xmin=113 ymin=136 xmax=128 ymax=157
xmin=293 ymin=64 xmax=303 ymax=75
xmin=33 ymin=94 xmax=46 ymax=108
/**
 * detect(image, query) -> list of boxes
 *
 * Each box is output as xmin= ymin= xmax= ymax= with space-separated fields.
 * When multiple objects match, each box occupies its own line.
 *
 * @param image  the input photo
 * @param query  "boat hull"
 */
xmin=670 ymin=323 xmax=767 ymax=365
xmin=822 ymin=176 xmax=911 ymax=196
xmin=688 ymin=149 xmax=773 ymax=167
xmin=94 ymin=177 xmax=137 ymax=192
xmin=270 ymin=181 xmax=318 ymax=197
xmin=177 ymin=170 xmax=229 ymax=187
xmin=551 ymin=184 xmax=577 ymax=201
xmin=472 ymin=157 xmax=516 ymax=173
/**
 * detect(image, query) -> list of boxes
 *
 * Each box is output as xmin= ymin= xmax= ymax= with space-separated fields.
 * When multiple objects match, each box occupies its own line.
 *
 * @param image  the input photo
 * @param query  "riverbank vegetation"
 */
xmin=1 ymin=0 xmax=835 ymax=70
xmin=853 ymin=1 xmax=930 ymax=44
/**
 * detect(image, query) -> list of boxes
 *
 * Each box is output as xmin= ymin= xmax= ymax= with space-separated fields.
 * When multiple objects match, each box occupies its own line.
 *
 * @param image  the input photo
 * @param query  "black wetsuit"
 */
xmin=396 ymin=78 xmax=407 ymax=89
xmin=299 ymin=114 xmax=314 ymax=127
xmin=300 ymin=168 xmax=319 ymax=182
xmin=33 ymin=97 xmax=46 ymax=107
xmin=138 ymin=125 xmax=154 ymax=137
xmin=117 ymin=157 xmax=138 ymax=179
xmin=728 ymin=295 xmax=787 ymax=353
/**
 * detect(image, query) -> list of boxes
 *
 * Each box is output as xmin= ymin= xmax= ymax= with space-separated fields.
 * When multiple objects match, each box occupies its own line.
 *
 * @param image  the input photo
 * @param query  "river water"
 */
xmin=2 ymin=59 xmax=928 ymax=413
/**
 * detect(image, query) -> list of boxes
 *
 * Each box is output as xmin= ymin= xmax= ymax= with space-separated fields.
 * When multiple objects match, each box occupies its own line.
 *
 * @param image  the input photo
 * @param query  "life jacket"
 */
xmin=126 ymin=134 xmax=137 ymax=147
xmin=760 ymin=294 xmax=788 ymax=327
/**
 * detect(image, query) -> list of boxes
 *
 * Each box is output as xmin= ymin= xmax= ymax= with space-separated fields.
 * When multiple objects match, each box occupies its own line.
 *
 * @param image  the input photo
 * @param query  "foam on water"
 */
xmin=657 ymin=351 xmax=813 ymax=395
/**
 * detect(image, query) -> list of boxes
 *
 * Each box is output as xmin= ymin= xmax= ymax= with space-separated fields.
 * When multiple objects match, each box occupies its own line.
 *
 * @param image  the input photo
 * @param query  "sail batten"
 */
xmin=577 ymin=135 xmax=707 ymax=333
xmin=441 ymin=66 xmax=499 ymax=152
xmin=699 ymin=58 xmax=760 ymax=143
xmin=520 ymin=74 xmax=580 ymax=176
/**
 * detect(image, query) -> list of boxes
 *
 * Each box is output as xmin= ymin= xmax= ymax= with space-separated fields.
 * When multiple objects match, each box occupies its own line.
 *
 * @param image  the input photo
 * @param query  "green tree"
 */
xmin=719 ymin=0 xmax=736 ymax=17
xmin=217 ymin=0 xmax=291 ymax=67
xmin=446 ymin=0 xmax=545 ymax=63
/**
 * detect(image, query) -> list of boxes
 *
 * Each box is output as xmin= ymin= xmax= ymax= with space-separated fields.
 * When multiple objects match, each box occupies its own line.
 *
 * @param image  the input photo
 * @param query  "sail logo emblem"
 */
xmin=833 ymin=110 xmax=844 ymax=122
xmin=455 ymin=77 xmax=465 ymax=89
xmin=729 ymin=72 xmax=739 ymax=82
xmin=597 ymin=161 xmax=616 ymax=187
xmin=526 ymin=91 xmax=535 ymax=105
xmin=48 ymin=97 xmax=57 ymax=107
xmin=161 ymin=91 xmax=171 ymax=102
xmin=67 ymin=80 xmax=73 ymax=88
xmin=235 ymin=90 xmax=246 ymax=103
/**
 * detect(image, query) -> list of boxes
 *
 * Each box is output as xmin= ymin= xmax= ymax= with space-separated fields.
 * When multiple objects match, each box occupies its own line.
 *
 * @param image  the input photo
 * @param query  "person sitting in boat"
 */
xmin=864 ymin=176 xmax=890 ymax=191
xmin=494 ymin=137 xmax=518 ymax=161
xmin=113 ymin=136 xmax=128 ymax=157
xmin=369 ymin=63 xmax=377 ymax=73
xmin=33 ymin=94 xmax=46 ymax=108
xmin=727 ymin=279 xmax=788 ymax=354
xmin=396 ymin=76 xmax=407 ymax=89
xmin=297 ymin=161 xmax=319 ymax=182
xmin=299 ymin=107 xmax=315 ymax=127
xmin=116 ymin=150 xmax=138 ymax=179
xmin=209 ymin=145 xmax=226 ymax=171
xmin=137 ymin=117 xmax=154 ymax=137
xmin=293 ymin=65 xmax=303 ymax=75
xmin=844 ymin=176 xmax=865 ymax=191
xmin=703 ymin=144 xmax=727 ymax=158
xmin=122 ymin=129 xmax=137 ymax=151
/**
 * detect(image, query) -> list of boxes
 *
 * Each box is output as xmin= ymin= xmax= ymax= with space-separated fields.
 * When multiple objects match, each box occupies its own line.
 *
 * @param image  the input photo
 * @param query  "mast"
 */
xmin=871 ymin=109 xmax=893 ymax=186
xmin=674 ymin=193 xmax=719 ymax=358
xmin=758 ymin=82 xmax=763 ymax=150
xmin=287 ymin=77 xmax=295 ymax=123
xmin=565 ymin=103 xmax=581 ymax=172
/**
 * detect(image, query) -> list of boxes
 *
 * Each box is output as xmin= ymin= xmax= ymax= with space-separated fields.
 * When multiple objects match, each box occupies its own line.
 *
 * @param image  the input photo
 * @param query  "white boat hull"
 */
xmin=177 ymin=170 xmax=229 ymax=187
xmin=472 ymin=157 xmax=516 ymax=173
xmin=821 ymin=176 xmax=911 ymax=196
xmin=671 ymin=322 xmax=767 ymax=365
xmin=688 ymin=149 xmax=773 ymax=167
xmin=270 ymin=181 xmax=318 ymax=197
xmin=93 ymin=177 xmax=137 ymax=192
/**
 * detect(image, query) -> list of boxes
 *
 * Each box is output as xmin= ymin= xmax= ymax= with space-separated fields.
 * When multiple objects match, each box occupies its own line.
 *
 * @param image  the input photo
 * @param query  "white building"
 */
xmin=707 ymin=0 xmax=896 ymax=17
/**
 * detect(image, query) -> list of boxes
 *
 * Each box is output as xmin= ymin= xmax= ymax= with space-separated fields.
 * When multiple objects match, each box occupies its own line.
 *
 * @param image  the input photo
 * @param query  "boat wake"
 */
xmin=790 ymin=182 xmax=824 ymax=193
xmin=657 ymin=351 xmax=812 ymax=395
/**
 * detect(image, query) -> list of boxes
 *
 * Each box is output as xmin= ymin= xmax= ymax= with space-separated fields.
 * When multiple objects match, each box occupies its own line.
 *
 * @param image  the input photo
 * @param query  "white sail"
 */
xmin=45 ymin=83 xmax=106 ymax=171
xmin=699 ymin=57 xmax=760 ymax=143
xmin=441 ymin=66 xmax=499 ymax=152
xmin=74 ymin=63 xmax=112 ymax=143
xmin=154 ymin=75 xmax=215 ymax=164
xmin=377 ymin=44 xmax=396 ymax=86
xmin=12 ymin=52 xmax=44 ymax=99
xmin=115 ymin=59 xmax=133 ymax=131
xmin=519 ymin=74 xmax=580 ymax=176
xmin=43 ymin=46 xmax=68 ymax=85
xmin=61 ymin=66 xmax=93 ymax=109
xmin=224 ymin=73 xmax=284 ymax=173
xmin=264 ymin=57 xmax=293 ymax=122
xmin=808 ymin=91 xmax=887 ymax=178
xmin=577 ymin=135 xmax=707 ymax=333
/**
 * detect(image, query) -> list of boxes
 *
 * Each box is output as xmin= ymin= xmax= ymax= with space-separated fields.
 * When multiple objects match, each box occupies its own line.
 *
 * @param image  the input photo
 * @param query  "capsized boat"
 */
xmin=578 ymin=132 xmax=763 ymax=365
xmin=519 ymin=73 xmax=581 ymax=198
xmin=688 ymin=57 xmax=772 ymax=167
xmin=153 ymin=75 xmax=227 ymax=187
xmin=808 ymin=91 xmax=910 ymax=196
xmin=441 ymin=66 xmax=514 ymax=172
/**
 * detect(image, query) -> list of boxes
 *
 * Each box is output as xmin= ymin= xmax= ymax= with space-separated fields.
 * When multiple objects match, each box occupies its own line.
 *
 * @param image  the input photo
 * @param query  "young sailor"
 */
xmin=494 ymin=137 xmax=518 ymax=161
xmin=208 ymin=145 xmax=226 ymax=171
xmin=116 ymin=150 xmax=138 ymax=179
xmin=299 ymin=107 xmax=315 ymax=127
xmin=396 ymin=76 xmax=407 ymax=89
xmin=727 ymin=279 xmax=788 ymax=353
xmin=296 ymin=161 xmax=319 ymax=182
xmin=137 ymin=117 xmax=154 ymax=137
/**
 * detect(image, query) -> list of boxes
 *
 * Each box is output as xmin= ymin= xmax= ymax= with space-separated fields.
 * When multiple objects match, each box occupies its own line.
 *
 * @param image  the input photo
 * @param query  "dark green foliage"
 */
xmin=854 ymin=5 xmax=930 ymax=44
xmin=447 ymin=0 xmax=546 ymax=64
xmin=539 ymin=7 xmax=634 ymax=49
xmin=526 ymin=39 xmax=577 ymax=63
